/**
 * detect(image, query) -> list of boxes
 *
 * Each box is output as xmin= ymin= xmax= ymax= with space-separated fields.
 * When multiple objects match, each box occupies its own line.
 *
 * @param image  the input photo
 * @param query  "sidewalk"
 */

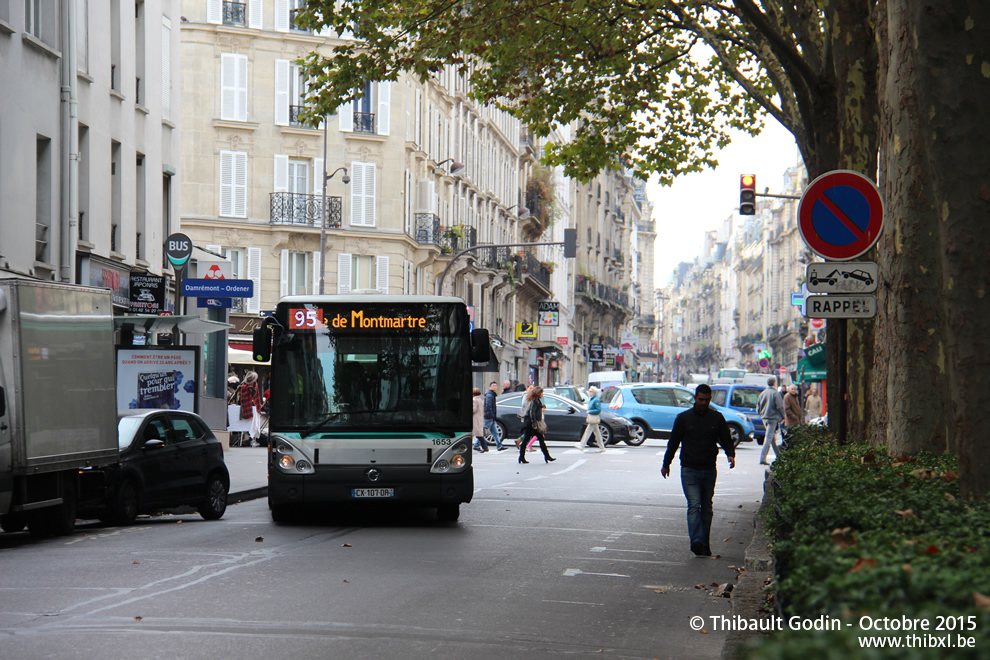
xmin=222 ymin=445 xmax=269 ymax=503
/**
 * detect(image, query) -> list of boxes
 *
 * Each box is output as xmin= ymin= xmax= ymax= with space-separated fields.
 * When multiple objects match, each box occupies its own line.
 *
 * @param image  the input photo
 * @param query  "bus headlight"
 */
xmin=271 ymin=437 xmax=315 ymax=474
xmin=430 ymin=435 xmax=471 ymax=474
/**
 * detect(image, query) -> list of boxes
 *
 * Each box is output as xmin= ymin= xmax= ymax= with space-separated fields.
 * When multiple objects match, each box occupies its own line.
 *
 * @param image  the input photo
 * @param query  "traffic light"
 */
xmin=740 ymin=174 xmax=756 ymax=215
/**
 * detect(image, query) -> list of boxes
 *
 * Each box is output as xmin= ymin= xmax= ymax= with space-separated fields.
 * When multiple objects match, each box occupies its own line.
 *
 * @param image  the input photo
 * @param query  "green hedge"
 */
xmin=744 ymin=427 xmax=990 ymax=659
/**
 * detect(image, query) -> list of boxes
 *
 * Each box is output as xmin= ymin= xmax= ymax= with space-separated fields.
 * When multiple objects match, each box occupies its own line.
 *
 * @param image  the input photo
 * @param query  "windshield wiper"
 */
xmin=301 ymin=410 xmax=381 ymax=437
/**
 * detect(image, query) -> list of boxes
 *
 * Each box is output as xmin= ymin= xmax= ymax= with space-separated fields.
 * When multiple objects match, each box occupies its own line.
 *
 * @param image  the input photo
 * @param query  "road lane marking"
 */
xmin=563 ymin=568 xmax=630 ymax=578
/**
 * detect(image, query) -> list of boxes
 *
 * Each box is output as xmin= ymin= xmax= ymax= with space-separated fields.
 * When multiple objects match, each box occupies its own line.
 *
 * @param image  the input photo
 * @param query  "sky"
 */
xmin=646 ymin=118 xmax=803 ymax=288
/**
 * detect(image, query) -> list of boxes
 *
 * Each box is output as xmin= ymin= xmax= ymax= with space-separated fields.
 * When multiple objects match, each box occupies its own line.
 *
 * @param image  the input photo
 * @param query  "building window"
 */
xmin=220 ymin=53 xmax=248 ymax=121
xmin=219 ymin=150 xmax=248 ymax=217
xmin=25 ymin=0 xmax=41 ymax=39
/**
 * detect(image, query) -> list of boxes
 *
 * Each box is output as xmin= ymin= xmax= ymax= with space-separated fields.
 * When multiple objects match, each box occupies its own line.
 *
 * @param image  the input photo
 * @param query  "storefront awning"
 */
xmin=795 ymin=357 xmax=827 ymax=382
xmin=229 ymin=346 xmax=269 ymax=365
xmin=115 ymin=314 xmax=232 ymax=335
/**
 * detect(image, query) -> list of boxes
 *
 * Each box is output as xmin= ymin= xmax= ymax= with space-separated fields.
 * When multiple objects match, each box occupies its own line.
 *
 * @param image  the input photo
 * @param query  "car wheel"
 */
xmin=107 ymin=480 xmax=140 ymax=526
xmin=599 ymin=423 xmax=614 ymax=446
xmin=494 ymin=421 xmax=507 ymax=445
xmin=728 ymin=423 xmax=743 ymax=448
xmin=0 ymin=514 xmax=26 ymax=534
xmin=626 ymin=422 xmax=649 ymax=447
xmin=198 ymin=472 xmax=228 ymax=521
xmin=437 ymin=504 xmax=460 ymax=522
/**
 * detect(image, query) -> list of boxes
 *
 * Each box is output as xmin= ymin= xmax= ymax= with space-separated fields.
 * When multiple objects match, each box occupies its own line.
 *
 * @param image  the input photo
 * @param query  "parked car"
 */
xmin=599 ymin=384 xmax=756 ymax=447
xmin=79 ymin=409 xmax=230 ymax=525
xmin=491 ymin=392 xmax=638 ymax=446
xmin=545 ymin=386 xmax=586 ymax=405
xmin=710 ymin=384 xmax=768 ymax=444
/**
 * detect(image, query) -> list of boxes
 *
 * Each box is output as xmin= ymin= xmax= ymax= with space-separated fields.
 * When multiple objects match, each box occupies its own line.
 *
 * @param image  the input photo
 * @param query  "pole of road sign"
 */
xmin=837 ymin=318 xmax=847 ymax=445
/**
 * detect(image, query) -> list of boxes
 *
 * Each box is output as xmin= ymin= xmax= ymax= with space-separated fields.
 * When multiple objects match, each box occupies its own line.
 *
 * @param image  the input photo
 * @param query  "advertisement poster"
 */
xmin=116 ymin=347 xmax=199 ymax=413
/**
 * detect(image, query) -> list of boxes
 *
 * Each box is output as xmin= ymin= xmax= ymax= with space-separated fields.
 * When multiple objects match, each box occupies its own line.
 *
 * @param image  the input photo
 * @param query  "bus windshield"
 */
xmin=269 ymin=301 xmax=471 ymax=435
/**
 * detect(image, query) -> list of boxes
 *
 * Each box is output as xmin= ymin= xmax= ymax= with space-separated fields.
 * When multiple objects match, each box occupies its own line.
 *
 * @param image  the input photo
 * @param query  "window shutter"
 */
xmin=205 ymin=244 xmax=222 ymax=257
xmin=274 ymin=59 xmax=290 ymax=126
xmin=236 ymin=55 xmax=248 ymax=121
xmin=161 ymin=18 xmax=171 ymax=122
xmin=338 ymin=99 xmax=353 ymax=132
xmin=337 ymin=252 xmax=352 ymax=294
xmin=248 ymin=0 xmax=262 ymax=29
xmin=377 ymin=81 xmax=390 ymax=136
xmin=415 ymin=179 xmax=436 ymax=214
xmin=376 ymin=256 xmax=389 ymax=294
xmin=207 ymin=0 xmax=222 ymax=24
xmin=279 ymin=250 xmax=289 ymax=299
xmin=312 ymin=251 xmax=322 ymax=293
xmin=246 ymin=247 xmax=262 ymax=313
xmin=273 ymin=154 xmax=288 ymax=192
xmin=312 ymin=158 xmax=323 ymax=195
xmin=220 ymin=54 xmax=237 ymax=120
xmin=219 ymin=151 xmax=234 ymax=216
xmin=350 ymin=162 xmax=376 ymax=227
xmin=232 ymin=152 xmax=247 ymax=217
xmin=274 ymin=0 xmax=289 ymax=31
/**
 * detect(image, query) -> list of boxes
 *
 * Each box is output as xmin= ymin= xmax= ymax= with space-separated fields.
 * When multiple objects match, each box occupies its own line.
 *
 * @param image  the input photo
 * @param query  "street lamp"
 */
xmin=318 ymin=122 xmax=350 ymax=294
xmin=505 ymin=204 xmax=530 ymax=219
xmin=435 ymin=158 xmax=465 ymax=174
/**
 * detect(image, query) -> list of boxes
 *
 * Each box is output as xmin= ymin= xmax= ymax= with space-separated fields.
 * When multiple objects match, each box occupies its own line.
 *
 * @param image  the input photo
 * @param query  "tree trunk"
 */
xmin=874 ymin=2 xmax=947 ymax=455
xmin=881 ymin=0 xmax=990 ymax=497
xmin=811 ymin=1 xmax=880 ymax=443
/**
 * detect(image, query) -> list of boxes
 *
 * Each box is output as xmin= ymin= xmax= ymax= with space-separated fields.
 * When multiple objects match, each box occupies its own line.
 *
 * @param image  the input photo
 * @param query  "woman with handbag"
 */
xmin=576 ymin=386 xmax=606 ymax=452
xmin=518 ymin=386 xmax=554 ymax=464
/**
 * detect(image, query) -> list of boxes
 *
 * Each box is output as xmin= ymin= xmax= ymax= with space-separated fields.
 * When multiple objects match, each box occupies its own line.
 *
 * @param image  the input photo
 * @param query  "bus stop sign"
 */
xmin=798 ymin=170 xmax=883 ymax=261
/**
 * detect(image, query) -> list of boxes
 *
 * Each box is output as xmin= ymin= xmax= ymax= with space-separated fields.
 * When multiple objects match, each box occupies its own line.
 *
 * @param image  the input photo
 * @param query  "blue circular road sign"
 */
xmin=798 ymin=170 xmax=884 ymax=261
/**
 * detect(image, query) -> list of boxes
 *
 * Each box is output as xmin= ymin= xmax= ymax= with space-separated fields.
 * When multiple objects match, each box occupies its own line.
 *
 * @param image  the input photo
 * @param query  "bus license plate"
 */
xmin=351 ymin=488 xmax=394 ymax=498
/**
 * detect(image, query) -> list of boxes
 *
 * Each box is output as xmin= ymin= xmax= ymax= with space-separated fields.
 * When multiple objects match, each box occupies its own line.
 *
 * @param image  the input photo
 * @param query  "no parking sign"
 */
xmin=798 ymin=171 xmax=884 ymax=261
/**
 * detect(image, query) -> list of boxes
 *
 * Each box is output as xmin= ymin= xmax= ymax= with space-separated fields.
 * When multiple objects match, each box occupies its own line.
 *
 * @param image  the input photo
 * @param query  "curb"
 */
xmin=721 ymin=469 xmax=776 ymax=660
xmin=229 ymin=487 xmax=267 ymax=504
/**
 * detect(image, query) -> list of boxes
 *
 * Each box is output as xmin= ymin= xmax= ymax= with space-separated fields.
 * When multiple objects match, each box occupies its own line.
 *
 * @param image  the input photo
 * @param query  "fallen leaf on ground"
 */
xmin=255 ymin=536 xmax=264 ymax=542
xmin=342 ymin=543 xmax=352 ymax=547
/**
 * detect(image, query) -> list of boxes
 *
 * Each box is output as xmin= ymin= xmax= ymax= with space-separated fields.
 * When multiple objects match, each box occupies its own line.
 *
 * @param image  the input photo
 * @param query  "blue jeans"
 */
xmin=680 ymin=466 xmax=717 ymax=548
xmin=484 ymin=419 xmax=502 ymax=449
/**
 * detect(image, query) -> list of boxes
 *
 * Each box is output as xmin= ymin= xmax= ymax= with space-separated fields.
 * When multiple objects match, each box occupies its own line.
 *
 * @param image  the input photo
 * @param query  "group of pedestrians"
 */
xmin=472 ymin=382 xmax=611 ymax=462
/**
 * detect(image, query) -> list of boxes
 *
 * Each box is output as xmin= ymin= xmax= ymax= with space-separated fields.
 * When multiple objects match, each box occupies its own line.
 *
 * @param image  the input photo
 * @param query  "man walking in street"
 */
xmin=661 ymin=384 xmax=735 ymax=557
xmin=484 ymin=381 xmax=506 ymax=451
xmin=757 ymin=377 xmax=785 ymax=465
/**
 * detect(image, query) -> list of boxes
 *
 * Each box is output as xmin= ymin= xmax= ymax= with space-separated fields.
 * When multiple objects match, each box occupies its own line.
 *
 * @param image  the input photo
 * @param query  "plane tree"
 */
xmin=297 ymin=1 xmax=989 ymax=496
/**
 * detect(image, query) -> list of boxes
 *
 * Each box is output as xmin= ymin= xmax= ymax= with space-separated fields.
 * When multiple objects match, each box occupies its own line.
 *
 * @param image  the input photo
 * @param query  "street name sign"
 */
xmin=799 ymin=170 xmax=884 ymax=261
xmin=806 ymin=261 xmax=879 ymax=294
xmin=181 ymin=278 xmax=254 ymax=298
xmin=805 ymin=294 xmax=877 ymax=319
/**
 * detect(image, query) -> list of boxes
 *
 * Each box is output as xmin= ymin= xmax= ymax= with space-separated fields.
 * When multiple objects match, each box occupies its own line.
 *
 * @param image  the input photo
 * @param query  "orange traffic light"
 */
xmin=740 ymin=174 xmax=756 ymax=215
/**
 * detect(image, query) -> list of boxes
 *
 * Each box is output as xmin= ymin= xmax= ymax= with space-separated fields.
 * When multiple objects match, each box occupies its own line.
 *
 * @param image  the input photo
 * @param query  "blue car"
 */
xmin=599 ymin=384 xmax=756 ymax=447
xmin=710 ymin=384 xmax=768 ymax=444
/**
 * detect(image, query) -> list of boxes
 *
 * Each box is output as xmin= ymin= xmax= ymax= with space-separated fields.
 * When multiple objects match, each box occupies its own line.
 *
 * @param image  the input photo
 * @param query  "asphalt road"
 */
xmin=0 ymin=439 xmax=769 ymax=660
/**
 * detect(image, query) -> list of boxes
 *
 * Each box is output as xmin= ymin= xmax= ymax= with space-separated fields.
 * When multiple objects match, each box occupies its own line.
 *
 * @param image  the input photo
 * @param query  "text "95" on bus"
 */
xmin=289 ymin=308 xmax=324 ymax=329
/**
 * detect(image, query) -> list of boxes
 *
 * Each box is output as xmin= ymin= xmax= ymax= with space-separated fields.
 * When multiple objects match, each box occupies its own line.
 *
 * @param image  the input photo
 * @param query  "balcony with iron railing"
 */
xmin=414 ymin=213 xmax=441 ymax=246
xmin=354 ymin=112 xmax=376 ymax=134
xmin=520 ymin=251 xmax=552 ymax=292
xmin=289 ymin=105 xmax=307 ymax=127
xmin=439 ymin=225 xmax=477 ymax=255
xmin=223 ymin=1 xmax=246 ymax=26
xmin=270 ymin=193 xmax=342 ymax=228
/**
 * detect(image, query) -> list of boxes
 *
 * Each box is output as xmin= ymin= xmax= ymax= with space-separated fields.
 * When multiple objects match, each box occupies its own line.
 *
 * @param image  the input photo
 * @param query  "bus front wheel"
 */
xmin=271 ymin=503 xmax=294 ymax=523
xmin=437 ymin=504 xmax=460 ymax=522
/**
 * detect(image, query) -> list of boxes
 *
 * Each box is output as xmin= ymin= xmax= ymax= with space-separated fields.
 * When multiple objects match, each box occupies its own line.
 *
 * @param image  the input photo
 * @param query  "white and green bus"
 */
xmin=252 ymin=294 xmax=490 ymax=522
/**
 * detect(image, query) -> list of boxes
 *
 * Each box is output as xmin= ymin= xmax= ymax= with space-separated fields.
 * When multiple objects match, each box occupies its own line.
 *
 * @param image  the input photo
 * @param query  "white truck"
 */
xmin=0 ymin=279 xmax=119 ymax=536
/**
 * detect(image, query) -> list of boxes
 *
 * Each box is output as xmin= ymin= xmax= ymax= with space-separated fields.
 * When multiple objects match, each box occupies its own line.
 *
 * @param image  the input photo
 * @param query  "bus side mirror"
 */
xmin=470 ymin=328 xmax=491 ymax=363
xmin=253 ymin=326 xmax=273 ymax=362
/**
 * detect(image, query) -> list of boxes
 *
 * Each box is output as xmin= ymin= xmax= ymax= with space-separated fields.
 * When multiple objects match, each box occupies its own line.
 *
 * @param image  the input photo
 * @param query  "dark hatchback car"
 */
xmin=79 ymin=410 xmax=230 ymax=524
xmin=490 ymin=392 xmax=637 ymax=446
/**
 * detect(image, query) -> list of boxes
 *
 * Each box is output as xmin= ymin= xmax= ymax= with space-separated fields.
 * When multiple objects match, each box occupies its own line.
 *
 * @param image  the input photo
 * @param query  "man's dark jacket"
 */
xmin=662 ymin=406 xmax=735 ymax=470
xmin=483 ymin=388 xmax=497 ymax=420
